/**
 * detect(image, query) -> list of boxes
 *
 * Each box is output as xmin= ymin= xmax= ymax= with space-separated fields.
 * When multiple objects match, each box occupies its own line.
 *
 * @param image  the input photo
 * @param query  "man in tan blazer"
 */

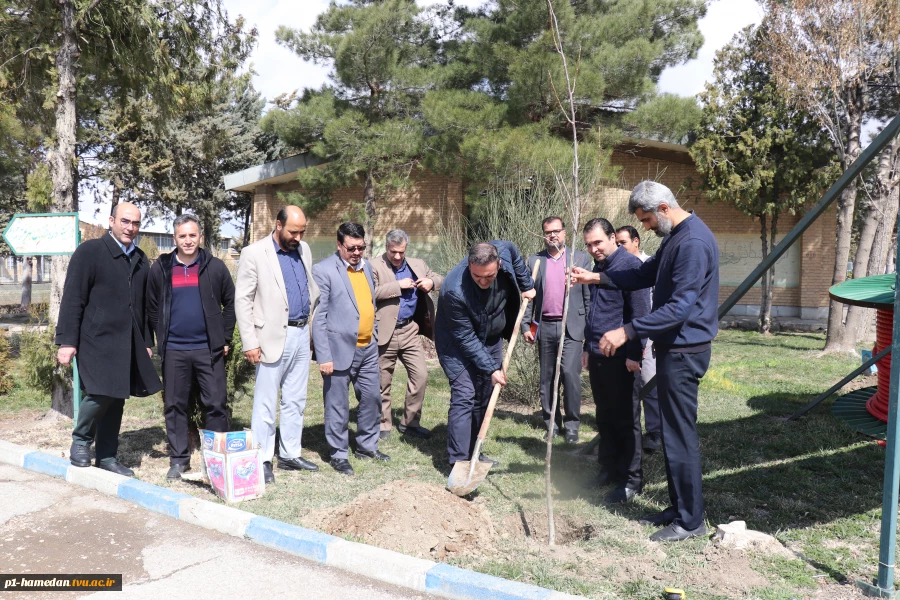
xmin=372 ymin=229 xmax=443 ymax=440
xmin=235 ymin=206 xmax=320 ymax=484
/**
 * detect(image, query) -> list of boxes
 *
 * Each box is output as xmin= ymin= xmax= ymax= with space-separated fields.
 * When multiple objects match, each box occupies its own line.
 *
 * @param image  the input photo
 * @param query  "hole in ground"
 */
xmin=506 ymin=511 xmax=595 ymax=544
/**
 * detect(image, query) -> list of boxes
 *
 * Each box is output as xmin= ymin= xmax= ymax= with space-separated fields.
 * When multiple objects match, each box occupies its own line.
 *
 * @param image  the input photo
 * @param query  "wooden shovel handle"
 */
xmin=473 ymin=260 xmax=541 ymax=443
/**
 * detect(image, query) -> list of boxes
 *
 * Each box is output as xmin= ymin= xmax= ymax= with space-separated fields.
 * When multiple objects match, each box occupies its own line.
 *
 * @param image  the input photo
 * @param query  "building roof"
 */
xmin=222 ymin=138 xmax=693 ymax=192
xmin=223 ymin=154 xmax=325 ymax=192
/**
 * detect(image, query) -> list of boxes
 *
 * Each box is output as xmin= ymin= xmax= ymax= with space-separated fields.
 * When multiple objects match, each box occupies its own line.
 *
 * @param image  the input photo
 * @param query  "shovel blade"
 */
xmin=447 ymin=460 xmax=492 ymax=496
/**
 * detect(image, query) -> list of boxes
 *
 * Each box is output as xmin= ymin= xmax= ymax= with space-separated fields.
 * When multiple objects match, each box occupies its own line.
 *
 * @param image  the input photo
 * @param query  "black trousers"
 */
xmin=537 ymin=320 xmax=582 ymax=433
xmin=72 ymin=394 xmax=125 ymax=465
xmin=588 ymin=354 xmax=641 ymax=488
xmin=657 ymin=348 xmax=711 ymax=530
xmin=446 ymin=340 xmax=503 ymax=465
xmin=163 ymin=349 xmax=228 ymax=465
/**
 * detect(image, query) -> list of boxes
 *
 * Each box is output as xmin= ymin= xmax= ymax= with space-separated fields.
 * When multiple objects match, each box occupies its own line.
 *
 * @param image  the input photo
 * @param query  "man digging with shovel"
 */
xmin=435 ymin=242 xmax=536 ymax=495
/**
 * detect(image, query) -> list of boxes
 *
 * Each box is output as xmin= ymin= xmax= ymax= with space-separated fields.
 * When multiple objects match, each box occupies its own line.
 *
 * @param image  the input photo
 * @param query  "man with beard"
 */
xmin=571 ymin=181 xmax=719 ymax=542
xmin=236 ymin=206 xmax=320 ymax=484
xmin=522 ymin=216 xmax=592 ymax=443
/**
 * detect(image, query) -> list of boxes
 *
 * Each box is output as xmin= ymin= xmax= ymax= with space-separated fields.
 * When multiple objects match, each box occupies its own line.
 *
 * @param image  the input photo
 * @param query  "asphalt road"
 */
xmin=0 ymin=463 xmax=425 ymax=600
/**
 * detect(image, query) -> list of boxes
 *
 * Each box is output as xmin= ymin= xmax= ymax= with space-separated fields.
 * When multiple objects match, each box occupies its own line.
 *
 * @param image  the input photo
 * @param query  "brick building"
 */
xmin=223 ymin=140 xmax=835 ymax=322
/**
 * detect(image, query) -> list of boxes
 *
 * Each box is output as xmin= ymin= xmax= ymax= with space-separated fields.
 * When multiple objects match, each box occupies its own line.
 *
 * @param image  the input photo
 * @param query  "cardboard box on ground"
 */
xmin=199 ymin=429 xmax=265 ymax=503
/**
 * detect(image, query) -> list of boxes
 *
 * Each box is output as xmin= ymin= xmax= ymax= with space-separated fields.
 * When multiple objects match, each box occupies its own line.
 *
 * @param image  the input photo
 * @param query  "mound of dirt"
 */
xmin=306 ymin=481 xmax=495 ymax=559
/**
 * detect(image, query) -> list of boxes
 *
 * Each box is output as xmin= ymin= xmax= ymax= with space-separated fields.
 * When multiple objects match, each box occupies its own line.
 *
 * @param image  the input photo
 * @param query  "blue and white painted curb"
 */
xmin=0 ymin=440 xmax=583 ymax=600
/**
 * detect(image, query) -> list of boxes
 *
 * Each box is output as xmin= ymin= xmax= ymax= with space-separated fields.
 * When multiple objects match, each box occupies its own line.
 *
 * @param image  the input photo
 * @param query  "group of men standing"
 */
xmin=56 ymin=179 xmax=718 ymax=543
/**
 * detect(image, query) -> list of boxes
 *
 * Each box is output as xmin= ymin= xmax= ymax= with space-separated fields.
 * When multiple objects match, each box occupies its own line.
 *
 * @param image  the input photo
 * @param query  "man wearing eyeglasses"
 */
xmin=235 ymin=205 xmax=320 ymax=484
xmin=521 ymin=216 xmax=592 ymax=444
xmin=312 ymin=222 xmax=387 ymax=475
xmin=57 ymin=202 xmax=162 ymax=476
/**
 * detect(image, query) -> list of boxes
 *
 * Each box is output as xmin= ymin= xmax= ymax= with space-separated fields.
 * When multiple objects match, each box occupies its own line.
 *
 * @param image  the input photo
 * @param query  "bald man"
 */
xmin=235 ymin=206 xmax=320 ymax=484
xmin=57 ymin=202 xmax=162 ymax=476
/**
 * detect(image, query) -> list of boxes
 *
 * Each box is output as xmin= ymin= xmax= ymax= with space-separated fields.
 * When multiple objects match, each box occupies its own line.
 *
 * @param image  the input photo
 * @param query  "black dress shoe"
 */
xmin=166 ymin=464 xmax=189 ymax=481
xmin=606 ymin=485 xmax=641 ymax=504
xmin=69 ymin=443 xmax=91 ymax=467
xmin=642 ymin=432 xmax=661 ymax=453
xmin=379 ymin=430 xmax=392 ymax=441
xmin=564 ymin=431 xmax=579 ymax=444
xmin=278 ymin=456 xmax=319 ymax=472
xmin=398 ymin=424 xmax=432 ymax=439
xmin=649 ymin=523 xmax=710 ymax=542
xmin=639 ymin=506 xmax=678 ymax=527
xmin=478 ymin=454 xmax=500 ymax=466
xmin=354 ymin=449 xmax=391 ymax=461
xmin=583 ymin=469 xmax=616 ymax=488
xmin=97 ymin=461 xmax=135 ymax=477
xmin=330 ymin=458 xmax=355 ymax=475
xmin=263 ymin=461 xmax=275 ymax=484
xmin=543 ymin=428 xmax=558 ymax=442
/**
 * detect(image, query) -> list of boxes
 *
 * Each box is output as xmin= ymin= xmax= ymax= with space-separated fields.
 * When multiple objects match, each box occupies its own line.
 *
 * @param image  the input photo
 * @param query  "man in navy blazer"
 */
xmin=312 ymin=222 xmax=388 ymax=475
xmin=434 ymin=241 xmax=535 ymax=467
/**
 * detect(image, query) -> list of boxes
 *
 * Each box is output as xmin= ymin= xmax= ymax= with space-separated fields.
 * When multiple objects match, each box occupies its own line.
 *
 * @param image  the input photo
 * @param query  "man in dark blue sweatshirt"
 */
xmin=572 ymin=181 xmax=719 ymax=543
xmin=147 ymin=214 xmax=236 ymax=481
xmin=580 ymin=218 xmax=650 ymax=505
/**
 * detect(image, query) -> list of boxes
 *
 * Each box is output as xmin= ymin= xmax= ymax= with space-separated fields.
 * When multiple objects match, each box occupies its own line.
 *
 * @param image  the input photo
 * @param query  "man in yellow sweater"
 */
xmin=312 ymin=222 xmax=388 ymax=475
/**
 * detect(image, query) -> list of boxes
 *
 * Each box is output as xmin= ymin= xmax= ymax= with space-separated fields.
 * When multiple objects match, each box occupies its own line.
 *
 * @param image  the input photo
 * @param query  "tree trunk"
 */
xmin=48 ymin=0 xmax=79 ymax=418
xmin=851 ymin=141 xmax=900 ymax=341
xmin=824 ymin=93 xmax=866 ymax=351
xmin=758 ymin=213 xmax=772 ymax=334
xmin=243 ymin=199 xmax=251 ymax=248
xmin=19 ymin=257 xmax=32 ymax=312
xmin=362 ymin=170 xmax=376 ymax=257
xmin=109 ymin=181 xmax=119 ymax=216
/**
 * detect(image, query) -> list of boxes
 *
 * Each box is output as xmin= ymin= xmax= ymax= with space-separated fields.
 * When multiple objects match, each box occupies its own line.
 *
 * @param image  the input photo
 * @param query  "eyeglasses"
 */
xmin=342 ymin=243 xmax=366 ymax=253
xmin=120 ymin=218 xmax=141 ymax=229
xmin=543 ymin=228 xmax=564 ymax=237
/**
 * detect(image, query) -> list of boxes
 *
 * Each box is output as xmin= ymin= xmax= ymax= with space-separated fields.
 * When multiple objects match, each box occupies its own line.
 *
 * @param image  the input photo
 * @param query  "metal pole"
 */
xmin=629 ymin=114 xmax=900 ymax=405
xmin=857 ymin=203 xmax=900 ymax=598
xmin=788 ymin=346 xmax=891 ymax=421
xmin=719 ymin=112 xmax=900 ymax=319
xmin=72 ymin=222 xmax=81 ymax=425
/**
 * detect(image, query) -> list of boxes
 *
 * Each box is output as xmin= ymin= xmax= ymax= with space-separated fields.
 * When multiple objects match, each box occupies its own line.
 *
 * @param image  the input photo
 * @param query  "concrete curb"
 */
xmin=0 ymin=440 xmax=29 ymax=467
xmin=0 ymin=442 xmax=586 ymax=600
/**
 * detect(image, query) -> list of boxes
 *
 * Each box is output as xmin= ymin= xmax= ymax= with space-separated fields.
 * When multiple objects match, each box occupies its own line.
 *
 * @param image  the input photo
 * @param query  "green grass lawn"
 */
xmin=0 ymin=329 xmax=887 ymax=599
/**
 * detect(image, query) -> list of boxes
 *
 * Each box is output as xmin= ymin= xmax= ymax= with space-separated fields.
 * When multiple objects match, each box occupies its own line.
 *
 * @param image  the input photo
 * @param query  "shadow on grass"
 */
xmin=118 ymin=425 xmax=167 ymax=466
xmin=716 ymin=332 xmax=829 ymax=350
xmin=698 ymin=396 xmax=884 ymax=535
xmin=497 ymin=386 xmax=886 ymax=543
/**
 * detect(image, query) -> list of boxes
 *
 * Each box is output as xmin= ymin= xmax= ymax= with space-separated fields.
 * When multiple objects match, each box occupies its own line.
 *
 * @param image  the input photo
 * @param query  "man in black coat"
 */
xmin=57 ymin=202 xmax=162 ymax=476
xmin=146 ymin=214 xmax=236 ymax=481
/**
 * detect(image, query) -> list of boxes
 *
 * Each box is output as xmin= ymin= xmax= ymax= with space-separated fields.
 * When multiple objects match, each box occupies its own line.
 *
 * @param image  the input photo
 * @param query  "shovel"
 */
xmin=447 ymin=261 xmax=540 ymax=496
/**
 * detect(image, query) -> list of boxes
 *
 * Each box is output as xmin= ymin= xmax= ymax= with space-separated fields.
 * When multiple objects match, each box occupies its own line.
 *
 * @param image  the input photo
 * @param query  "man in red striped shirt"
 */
xmin=147 ymin=214 xmax=236 ymax=481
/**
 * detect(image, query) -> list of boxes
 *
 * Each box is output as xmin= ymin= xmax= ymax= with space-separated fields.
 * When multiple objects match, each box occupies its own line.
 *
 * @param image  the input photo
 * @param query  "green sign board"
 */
xmin=2 ymin=212 xmax=79 ymax=256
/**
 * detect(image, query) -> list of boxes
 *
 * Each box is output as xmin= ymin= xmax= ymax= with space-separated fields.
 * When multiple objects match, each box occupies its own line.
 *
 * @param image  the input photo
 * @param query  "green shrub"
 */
xmin=0 ymin=333 xmax=13 ymax=395
xmin=19 ymin=325 xmax=60 ymax=394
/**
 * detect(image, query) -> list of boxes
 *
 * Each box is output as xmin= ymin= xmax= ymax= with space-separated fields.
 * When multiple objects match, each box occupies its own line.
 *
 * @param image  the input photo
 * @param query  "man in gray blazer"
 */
xmin=235 ymin=206 xmax=320 ymax=484
xmin=522 ymin=216 xmax=592 ymax=443
xmin=312 ymin=222 xmax=388 ymax=475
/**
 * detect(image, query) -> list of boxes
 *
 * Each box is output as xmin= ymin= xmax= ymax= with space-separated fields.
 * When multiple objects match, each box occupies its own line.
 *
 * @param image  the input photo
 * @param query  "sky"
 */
xmin=80 ymin=0 xmax=764 ymax=232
